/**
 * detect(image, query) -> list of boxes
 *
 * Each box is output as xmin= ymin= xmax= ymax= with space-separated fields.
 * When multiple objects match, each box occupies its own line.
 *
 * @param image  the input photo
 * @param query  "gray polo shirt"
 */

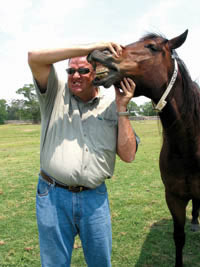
xmin=34 ymin=66 xmax=118 ymax=188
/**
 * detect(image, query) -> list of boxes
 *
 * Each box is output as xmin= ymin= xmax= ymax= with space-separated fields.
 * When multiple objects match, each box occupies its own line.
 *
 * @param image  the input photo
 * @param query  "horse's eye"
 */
xmin=145 ymin=44 xmax=158 ymax=52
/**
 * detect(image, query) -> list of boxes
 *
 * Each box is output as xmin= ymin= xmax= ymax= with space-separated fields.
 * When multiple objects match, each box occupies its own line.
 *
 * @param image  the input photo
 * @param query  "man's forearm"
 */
xmin=28 ymin=45 xmax=94 ymax=66
xmin=117 ymin=116 xmax=136 ymax=163
xmin=28 ymin=42 xmax=122 ymax=67
xmin=28 ymin=44 xmax=98 ymax=90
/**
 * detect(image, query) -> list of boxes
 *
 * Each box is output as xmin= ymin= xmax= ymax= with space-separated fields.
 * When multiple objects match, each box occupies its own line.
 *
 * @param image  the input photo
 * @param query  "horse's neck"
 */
xmin=158 ymin=79 xmax=183 ymax=128
xmin=159 ymin=99 xmax=182 ymax=130
xmin=159 ymin=81 xmax=200 ymax=156
xmin=159 ymin=78 xmax=200 ymax=130
xmin=159 ymin=100 xmax=190 ymax=156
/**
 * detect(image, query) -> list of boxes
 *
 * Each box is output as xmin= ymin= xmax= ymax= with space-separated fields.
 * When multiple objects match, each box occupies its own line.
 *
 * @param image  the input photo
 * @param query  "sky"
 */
xmin=1 ymin=0 xmax=199 ymax=105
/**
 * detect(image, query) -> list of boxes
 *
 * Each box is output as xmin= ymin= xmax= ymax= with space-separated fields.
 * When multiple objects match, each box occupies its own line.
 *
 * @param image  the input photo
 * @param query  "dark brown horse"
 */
xmin=87 ymin=30 xmax=200 ymax=267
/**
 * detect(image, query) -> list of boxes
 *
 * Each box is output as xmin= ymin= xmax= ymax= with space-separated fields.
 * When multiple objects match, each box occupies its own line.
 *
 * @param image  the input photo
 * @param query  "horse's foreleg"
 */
xmin=165 ymin=191 xmax=188 ymax=267
xmin=173 ymin=220 xmax=185 ymax=267
xmin=191 ymin=198 xmax=200 ymax=231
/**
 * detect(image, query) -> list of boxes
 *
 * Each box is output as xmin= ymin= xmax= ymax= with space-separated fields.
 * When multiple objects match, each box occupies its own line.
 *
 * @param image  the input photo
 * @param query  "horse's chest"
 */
xmin=162 ymin=174 xmax=200 ymax=199
xmin=160 ymin=156 xmax=200 ymax=199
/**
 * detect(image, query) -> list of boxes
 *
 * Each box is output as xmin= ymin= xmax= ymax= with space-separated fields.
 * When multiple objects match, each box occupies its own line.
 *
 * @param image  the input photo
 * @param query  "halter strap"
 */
xmin=152 ymin=58 xmax=178 ymax=112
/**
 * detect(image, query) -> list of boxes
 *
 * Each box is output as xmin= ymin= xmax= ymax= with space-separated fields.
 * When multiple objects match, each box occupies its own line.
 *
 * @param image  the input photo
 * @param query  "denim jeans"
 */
xmin=36 ymin=175 xmax=112 ymax=267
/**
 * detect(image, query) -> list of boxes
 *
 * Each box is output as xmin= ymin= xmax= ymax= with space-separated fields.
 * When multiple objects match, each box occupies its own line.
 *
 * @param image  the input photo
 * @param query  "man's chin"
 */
xmin=70 ymin=87 xmax=82 ymax=95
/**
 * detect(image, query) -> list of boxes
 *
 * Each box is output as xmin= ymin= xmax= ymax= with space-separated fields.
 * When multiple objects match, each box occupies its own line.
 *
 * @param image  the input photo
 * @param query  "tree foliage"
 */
xmin=127 ymin=100 xmax=140 ymax=116
xmin=16 ymin=84 xmax=41 ymax=123
xmin=139 ymin=101 xmax=157 ymax=116
xmin=4 ymin=84 xmax=41 ymax=123
xmin=127 ymin=100 xmax=157 ymax=116
xmin=0 ymin=99 xmax=8 ymax=124
xmin=7 ymin=99 xmax=25 ymax=120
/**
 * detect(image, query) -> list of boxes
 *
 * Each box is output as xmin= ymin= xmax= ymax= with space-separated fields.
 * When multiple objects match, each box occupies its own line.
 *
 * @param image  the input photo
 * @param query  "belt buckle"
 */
xmin=68 ymin=186 xmax=83 ymax=193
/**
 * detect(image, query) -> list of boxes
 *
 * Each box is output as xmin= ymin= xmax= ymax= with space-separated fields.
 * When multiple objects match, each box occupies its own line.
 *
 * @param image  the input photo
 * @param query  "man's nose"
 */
xmin=73 ymin=71 xmax=81 ymax=78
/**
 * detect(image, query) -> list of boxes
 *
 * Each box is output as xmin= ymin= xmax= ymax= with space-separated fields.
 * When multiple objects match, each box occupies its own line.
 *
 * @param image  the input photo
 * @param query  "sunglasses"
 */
xmin=66 ymin=68 xmax=90 ymax=75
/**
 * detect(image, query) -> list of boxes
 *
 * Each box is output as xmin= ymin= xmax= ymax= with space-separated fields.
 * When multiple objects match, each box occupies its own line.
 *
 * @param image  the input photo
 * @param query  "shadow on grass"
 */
xmin=135 ymin=218 xmax=200 ymax=267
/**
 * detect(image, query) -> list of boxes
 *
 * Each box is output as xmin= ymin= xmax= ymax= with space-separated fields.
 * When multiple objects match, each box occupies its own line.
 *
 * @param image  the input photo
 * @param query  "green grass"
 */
xmin=0 ymin=121 xmax=199 ymax=266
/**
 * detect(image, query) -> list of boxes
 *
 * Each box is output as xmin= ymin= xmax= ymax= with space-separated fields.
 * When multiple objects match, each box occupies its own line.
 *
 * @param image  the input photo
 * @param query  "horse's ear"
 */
xmin=168 ymin=30 xmax=188 ymax=50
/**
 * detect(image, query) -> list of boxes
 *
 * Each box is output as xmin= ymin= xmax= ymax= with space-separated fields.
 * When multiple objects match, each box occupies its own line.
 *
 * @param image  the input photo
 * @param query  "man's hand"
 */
xmin=116 ymin=77 xmax=137 ymax=162
xmin=115 ymin=78 xmax=136 ymax=112
xmin=90 ymin=42 xmax=123 ymax=58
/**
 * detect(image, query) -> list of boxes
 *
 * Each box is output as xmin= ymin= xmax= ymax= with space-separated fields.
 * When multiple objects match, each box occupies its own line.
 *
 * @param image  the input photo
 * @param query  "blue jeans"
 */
xmin=36 ymin=175 xmax=112 ymax=267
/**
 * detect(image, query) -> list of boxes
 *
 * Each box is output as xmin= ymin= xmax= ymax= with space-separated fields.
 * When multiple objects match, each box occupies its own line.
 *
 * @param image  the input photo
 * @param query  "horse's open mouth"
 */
xmin=87 ymin=50 xmax=121 ymax=88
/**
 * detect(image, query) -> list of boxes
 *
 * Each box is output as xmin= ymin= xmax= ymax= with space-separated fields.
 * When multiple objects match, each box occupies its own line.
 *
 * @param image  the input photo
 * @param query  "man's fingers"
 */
xmin=109 ymin=42 xmax=123 ymax=57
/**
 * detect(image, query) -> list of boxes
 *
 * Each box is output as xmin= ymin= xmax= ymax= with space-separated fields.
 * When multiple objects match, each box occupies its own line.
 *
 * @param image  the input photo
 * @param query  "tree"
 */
xmin=127 ymin=100 xmax=140 ymax=116
xmin=16 ymin=84 xmax=41 ymax=123
xmin=139 ymin=101 xmax=157 ymax=116
xmin=0 ymin=99 xmax=8 ymax=124
xmin=7 ymin=99 xmax=25 ymax=120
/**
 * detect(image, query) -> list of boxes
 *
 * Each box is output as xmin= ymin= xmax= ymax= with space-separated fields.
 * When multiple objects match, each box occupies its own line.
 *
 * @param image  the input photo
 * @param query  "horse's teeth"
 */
xmin=95 ymin=66 xmax=109 ymax=79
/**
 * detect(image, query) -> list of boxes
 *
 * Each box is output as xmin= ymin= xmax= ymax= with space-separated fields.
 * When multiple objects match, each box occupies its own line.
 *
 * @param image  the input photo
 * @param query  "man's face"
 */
xmin=67 ymin=56 xmax=97 ymax=101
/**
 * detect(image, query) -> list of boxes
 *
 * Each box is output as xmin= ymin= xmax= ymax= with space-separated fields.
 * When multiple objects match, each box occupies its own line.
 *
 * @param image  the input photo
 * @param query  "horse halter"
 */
xmin=152 ymin=54 xmax=178 ymax=112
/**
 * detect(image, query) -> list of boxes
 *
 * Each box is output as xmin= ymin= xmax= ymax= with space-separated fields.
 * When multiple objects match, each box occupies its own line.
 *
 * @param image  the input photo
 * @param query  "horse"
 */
xmin=87 ymin=30 xmax=200 ymax=267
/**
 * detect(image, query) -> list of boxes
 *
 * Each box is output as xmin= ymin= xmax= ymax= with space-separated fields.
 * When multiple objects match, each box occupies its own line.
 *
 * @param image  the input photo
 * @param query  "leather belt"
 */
xmin=40 ymin=170 xmax=90 ymax=193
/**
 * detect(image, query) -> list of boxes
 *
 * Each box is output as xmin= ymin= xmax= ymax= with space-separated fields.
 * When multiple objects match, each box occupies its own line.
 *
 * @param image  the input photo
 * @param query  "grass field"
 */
xmin=0 ymin=121 xmax=199 ymax=267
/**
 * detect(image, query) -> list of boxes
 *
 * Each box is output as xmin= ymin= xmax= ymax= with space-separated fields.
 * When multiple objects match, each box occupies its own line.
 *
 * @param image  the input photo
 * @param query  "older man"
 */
xmin=28 ymin=41 xmax=138 ymax=267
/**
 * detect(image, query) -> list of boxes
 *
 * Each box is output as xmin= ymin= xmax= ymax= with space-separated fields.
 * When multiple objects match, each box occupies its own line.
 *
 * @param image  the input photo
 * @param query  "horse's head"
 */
xmin=87 ymin=30 xmax=188 ymax=102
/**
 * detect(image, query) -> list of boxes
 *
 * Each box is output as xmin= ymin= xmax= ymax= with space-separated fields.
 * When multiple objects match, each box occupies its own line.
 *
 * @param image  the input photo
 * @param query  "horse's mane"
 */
xmin=140 ymin=32 xmax=200 ymax=124
xmin=175 ymin=56 xmax=200 ymax=122
xmin=140 ymin=32 xmax=167 ymax=41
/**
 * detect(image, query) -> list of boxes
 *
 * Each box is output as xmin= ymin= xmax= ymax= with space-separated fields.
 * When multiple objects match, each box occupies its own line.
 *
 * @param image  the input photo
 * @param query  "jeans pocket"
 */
xmin=96 ymin=183 xmax=107 ymax=195
xmin=37 ymin=176 xmax=51 ymax=197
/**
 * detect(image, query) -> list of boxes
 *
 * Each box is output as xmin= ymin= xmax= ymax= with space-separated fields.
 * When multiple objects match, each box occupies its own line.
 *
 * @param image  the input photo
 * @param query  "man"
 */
xmin=28 ymin=42 xmax=138 ymax=267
